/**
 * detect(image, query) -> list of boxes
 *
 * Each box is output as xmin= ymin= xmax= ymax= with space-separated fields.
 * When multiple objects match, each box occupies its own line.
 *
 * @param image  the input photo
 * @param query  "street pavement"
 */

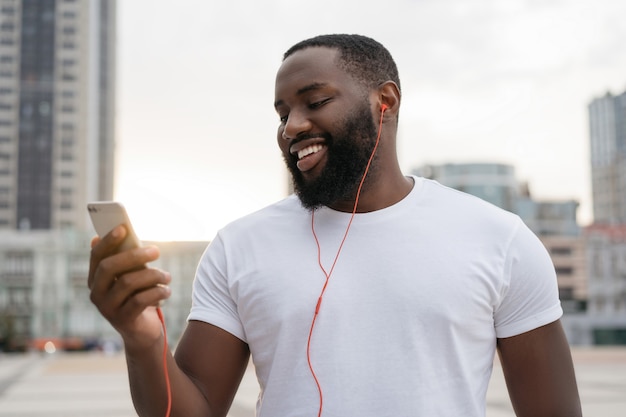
xmin=0 ymin=347 xmax=624 ymax=416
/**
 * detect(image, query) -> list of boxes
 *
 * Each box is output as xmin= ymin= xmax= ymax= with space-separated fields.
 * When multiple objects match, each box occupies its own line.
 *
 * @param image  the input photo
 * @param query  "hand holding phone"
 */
xmin=87 ymin=201 xmax=142 ymax=252
xmin=86 ymin=201 xmax=170 ymax=368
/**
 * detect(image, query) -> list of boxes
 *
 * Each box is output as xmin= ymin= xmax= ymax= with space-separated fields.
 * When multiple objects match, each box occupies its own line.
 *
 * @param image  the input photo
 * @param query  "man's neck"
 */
xmin=327 ymin=175 xmax=414 ymax=213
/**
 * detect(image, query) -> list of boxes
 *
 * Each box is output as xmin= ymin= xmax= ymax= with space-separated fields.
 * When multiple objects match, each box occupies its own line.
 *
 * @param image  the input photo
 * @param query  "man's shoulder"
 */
xmin=219 ymin=194 xmax=304 ymax=234
xmin=419 ymin=178 xmax=521 ymax=230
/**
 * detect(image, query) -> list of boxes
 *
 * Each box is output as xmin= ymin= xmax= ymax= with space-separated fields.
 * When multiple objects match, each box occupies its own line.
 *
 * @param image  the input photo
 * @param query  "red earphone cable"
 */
xmin=306 ymin=105 xmax=386 ymax=417
xmin=156 ymin=307 xmax=172 ymax=417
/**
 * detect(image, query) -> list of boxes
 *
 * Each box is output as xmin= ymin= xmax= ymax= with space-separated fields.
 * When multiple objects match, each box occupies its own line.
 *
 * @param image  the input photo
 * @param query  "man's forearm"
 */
xmin=125 ymin=335 xmax=211 ymax=417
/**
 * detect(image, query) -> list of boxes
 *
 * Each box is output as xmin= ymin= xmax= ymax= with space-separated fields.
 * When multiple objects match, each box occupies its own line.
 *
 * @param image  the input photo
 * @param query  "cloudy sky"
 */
xmin=114 ymin=0 xmax=626 ymax=241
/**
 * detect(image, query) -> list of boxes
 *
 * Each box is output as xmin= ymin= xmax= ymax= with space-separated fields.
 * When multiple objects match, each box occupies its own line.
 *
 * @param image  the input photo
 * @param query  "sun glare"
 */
xmin=115 ymin=170 xmax=282 ymax=242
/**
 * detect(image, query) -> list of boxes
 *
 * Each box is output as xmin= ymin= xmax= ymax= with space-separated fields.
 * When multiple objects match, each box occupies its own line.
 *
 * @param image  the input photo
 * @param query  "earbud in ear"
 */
xmin=381 ymin=104 xmax=388 ymax=113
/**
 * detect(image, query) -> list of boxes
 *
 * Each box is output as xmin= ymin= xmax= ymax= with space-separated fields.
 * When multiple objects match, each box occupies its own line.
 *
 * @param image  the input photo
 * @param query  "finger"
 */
xmin=90 ymin=235 xmax=101 ymax=249
xmin=91 ymin=246 xmax=160 ymax=295
xmin=114 ymin=267 xmax=172 ymax=297
xmin=119 ymin=283 xmax=172 ymax=319
xmin=96 ymin=270 xmax=172 ymax=325
xmin=88 ymin=225 xmax=127 ymax=289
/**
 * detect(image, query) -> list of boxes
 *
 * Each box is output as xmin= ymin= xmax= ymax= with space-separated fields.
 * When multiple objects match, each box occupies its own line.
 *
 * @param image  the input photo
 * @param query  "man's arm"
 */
xmin=89 ymin=226 xmax=249 ymax=417
xmin=126 ymin=322 xmax=250 ymax=417
xmin=497 ymin=319 xmax=582 ymax=417
xmin=172 ymin=321 xmax=250 ymax=416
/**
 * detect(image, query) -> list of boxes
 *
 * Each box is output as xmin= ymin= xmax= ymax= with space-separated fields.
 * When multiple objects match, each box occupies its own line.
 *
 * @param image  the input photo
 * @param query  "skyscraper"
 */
xmin=588 ymin=89 xmax=626 ymax=224
xmin=0 ymin=0 xmax=116 ymax=231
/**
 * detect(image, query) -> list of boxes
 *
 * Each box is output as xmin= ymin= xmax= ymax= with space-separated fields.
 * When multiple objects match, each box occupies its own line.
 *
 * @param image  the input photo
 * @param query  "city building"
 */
xmin=583 ymin=224 xmax=626 ymax=344
xmin=0 ymin=0 xmax=116 ymax=231
xmin=588 ymin=90 xmax=626 ymax=224
xmin=0 ymin=229 xmax=207 ymax=351
xmin=413 ymin=163 xmax=519 ymax=212
xmin=0 ymin=0 xmax=117 ymax=350
xmin=583 ymin=87 xmax=626 ymax=345
xmin=516 ymin=198 xmax=587 ymax=315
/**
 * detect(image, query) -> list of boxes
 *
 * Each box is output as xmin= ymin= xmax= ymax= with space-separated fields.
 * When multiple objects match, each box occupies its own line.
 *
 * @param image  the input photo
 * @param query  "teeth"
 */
xmin=297 ymin=144 xmax=323 ymax=160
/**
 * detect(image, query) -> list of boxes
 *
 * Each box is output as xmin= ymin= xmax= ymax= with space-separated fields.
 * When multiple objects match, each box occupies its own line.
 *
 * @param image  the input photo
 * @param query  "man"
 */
xmin=89 ymin=34 xmax=582 ymax=416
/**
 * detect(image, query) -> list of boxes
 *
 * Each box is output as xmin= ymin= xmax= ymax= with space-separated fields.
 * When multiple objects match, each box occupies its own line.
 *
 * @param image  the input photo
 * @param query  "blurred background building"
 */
xmin=0 ymin=0 xmax=116 ymax=232
xmin=0 ymin=0 xmax=120 ymax=351
xmin=0 ymin=229 xmax=205 ymax=351
xmin=584 ymin=89 xmax=626 ymax=344
xmin=588 ymin=90 xmax=626 ymax=225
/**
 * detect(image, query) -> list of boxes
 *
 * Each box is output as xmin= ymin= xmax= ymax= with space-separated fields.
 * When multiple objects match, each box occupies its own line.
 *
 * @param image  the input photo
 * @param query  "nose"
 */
xmin=281 ymin=110 xmax=312 ymax=140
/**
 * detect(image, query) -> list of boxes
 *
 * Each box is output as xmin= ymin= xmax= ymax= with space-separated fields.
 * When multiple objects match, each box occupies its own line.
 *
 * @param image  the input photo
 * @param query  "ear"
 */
xmin=377 ymin=81 xmax=401 ymax=120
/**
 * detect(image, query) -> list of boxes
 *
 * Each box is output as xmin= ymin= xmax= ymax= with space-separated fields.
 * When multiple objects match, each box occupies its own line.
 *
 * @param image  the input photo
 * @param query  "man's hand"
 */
xmin=88 ymin=225 xmax=172 ymax=351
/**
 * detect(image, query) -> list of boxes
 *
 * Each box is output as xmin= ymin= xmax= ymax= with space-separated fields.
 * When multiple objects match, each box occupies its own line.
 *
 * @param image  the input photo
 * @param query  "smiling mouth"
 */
xmin=290 ymin=141 xmax=328 ymax=173
xmin=297 ymin=144 xmax=324 ymax=160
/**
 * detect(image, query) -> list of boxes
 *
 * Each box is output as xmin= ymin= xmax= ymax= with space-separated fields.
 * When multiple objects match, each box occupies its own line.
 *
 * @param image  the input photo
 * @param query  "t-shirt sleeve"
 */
xmin=494 ymin=219 xmax=563 ymax=338
xmin=187 ymin=234 xmax=247 ymax=342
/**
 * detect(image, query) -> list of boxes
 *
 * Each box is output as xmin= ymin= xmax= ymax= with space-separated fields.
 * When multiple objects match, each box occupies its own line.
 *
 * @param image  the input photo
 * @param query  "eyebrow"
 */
xmin=274 ymin=82 xmax=329 ymax=109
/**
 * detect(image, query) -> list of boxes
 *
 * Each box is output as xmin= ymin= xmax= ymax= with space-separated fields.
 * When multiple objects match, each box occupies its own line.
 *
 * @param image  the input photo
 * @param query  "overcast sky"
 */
xmin=115 ymin=0 xmax=626 ymax=240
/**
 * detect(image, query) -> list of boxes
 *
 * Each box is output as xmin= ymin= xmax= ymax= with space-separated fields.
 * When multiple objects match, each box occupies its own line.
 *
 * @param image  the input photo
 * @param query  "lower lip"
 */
xmin=296 ymin=147 xmax=327 ymax=172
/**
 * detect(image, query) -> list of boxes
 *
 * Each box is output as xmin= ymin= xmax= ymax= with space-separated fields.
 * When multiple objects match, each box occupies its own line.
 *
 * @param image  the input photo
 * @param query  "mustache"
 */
xmin=290 ymin=132 xmax=332 ymax=147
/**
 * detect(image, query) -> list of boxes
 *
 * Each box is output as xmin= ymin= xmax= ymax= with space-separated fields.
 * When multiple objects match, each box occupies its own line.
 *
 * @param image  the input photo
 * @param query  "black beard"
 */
xmin=284 ymin=101 xmax=379 ymax=211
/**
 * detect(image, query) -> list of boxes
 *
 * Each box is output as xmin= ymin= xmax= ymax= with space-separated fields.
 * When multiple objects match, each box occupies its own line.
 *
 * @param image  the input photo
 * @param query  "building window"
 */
xmin=555 ymin=266 xmax=574 ymax=275
xmin=5 ymin=251 xmax=33 ymax=274
xmin=0 ymin=7 xmax=15 ymax=16
xmin=559 ymin=287 xmax=574 ymax=300
xmin=60 ymin=221 xmax=74 ymax=229
xmin=61 ymin=122 xmax=74 ymax=131
xmin=551 ymin=247 xmax=573 ymax=256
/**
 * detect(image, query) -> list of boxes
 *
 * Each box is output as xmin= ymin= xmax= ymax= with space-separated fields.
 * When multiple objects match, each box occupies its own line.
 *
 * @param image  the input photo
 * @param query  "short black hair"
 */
xmin=283 ymin=34 xmax=401 ymax=93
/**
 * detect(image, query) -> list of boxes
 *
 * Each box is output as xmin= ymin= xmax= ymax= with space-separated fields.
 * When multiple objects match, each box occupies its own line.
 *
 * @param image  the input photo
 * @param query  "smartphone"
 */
xmin=87 ymin=201 xmax=142 ymax=252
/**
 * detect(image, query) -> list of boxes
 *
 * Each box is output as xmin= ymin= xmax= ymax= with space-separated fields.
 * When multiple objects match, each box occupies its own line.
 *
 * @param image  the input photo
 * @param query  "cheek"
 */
xmin=277 ymin=127 xmax=289 ymax=155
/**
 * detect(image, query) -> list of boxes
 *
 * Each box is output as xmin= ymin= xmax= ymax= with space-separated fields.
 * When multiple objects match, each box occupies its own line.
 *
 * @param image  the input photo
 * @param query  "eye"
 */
xmin=279 ymin=114 xmax=288 ymax=124
xmin=309 ymin=98 xmax=330 ymax=110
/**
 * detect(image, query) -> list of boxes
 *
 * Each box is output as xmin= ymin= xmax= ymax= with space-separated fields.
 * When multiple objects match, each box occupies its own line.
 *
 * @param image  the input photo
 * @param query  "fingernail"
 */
xmin=111 ymin=225 xmax=123 ymax=238
xmin=157 ymin=283 xmax=171 ymax=295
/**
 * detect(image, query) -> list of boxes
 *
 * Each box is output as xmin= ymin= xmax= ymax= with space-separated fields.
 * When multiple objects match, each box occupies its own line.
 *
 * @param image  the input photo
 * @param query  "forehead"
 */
xmin=275 ymin=47 xmax=358 ymax=98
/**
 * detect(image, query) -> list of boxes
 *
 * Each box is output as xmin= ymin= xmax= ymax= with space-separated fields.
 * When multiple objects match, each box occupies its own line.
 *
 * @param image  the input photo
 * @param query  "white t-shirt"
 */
xmin=189 ymin=177 xmax=562 ymax=417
